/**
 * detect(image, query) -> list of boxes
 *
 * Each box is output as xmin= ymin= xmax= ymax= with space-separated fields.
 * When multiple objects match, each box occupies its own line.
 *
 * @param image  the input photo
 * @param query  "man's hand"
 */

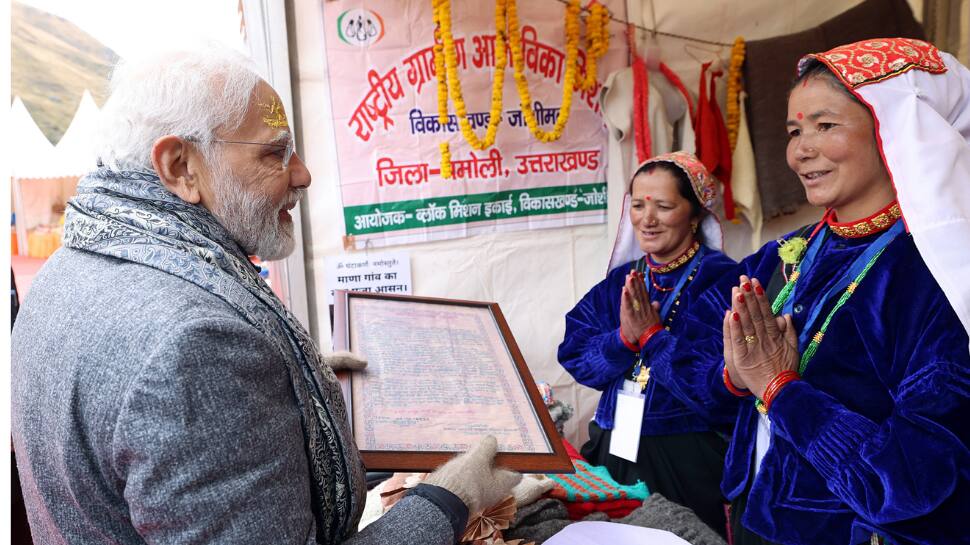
xmin=423 ymin=436 xmax=522 ymax=515
xmin=322 ymin=351 xmax=367 ymax=371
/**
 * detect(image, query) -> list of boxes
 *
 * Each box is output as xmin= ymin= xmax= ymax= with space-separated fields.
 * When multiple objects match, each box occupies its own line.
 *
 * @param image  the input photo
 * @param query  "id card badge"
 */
xmin=609 ymin=383 xmax=645 ymax=463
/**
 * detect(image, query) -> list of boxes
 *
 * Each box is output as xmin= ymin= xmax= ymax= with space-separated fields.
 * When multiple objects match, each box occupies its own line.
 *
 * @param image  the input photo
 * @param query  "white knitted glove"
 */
xmin=512 ymin=474 xmax=555 ymax=507
xmin=423 ymin=435 xmax=522 ymax=515
xmin=322 ymin=351 xmax=367 ymax=371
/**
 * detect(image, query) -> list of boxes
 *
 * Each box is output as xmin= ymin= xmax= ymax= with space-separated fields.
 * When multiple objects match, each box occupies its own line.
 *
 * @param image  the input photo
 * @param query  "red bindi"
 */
xmin=645 ymin=196 xmax=651 ymax=201
xmin=796 ymin=112 xmax=804 ymax=120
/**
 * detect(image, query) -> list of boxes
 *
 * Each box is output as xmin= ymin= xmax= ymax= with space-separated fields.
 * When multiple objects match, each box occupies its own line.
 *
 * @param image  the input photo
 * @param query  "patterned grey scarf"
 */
xmin=63 ymin=167 xmax=366 ymax=543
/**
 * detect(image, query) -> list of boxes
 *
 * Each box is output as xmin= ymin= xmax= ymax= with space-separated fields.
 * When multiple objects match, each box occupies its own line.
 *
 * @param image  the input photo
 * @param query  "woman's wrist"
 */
xmin=759 ymin=370 xmax=801 ymax=411
xmin=723 ymin=366 xmax=752 ymax=397
xmin=637 ymin=323 xmax=663 ymax=349
xmin=618 ymin=328 xmax=640 ymax=352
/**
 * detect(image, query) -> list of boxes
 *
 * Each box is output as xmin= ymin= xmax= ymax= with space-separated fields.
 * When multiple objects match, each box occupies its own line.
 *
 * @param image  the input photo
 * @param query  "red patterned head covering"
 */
xmin=608 ymin=151 xmax=723 ymax=271
xmin=798 ymin=38 xmax=947 ymax=89
xmin=631 ymin=151 xmax=719 ymax=212
xmin=797 ymin=38 xmax=970 ymax=342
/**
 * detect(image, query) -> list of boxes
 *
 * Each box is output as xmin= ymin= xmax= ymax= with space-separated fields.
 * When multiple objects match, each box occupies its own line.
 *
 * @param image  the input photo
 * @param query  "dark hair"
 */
xmin=790 ymin=58 xmax=865 ymax=107
xmin=633 ymin=161 xmax=703 ymax=219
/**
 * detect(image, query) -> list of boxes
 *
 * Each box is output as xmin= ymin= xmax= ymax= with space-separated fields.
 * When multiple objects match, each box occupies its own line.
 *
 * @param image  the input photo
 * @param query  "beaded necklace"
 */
xmin=647 ymin=240 xmax=700 ymax=274
xmin=757 ymin=219 xmax=904 ymax=414
xmin=647 ymin=241 xmax=700 ymax=293
xmin=629 ymin=245 xmax=705 ymax=386
xmin=770 ymin=202 xmax=900 ymax=316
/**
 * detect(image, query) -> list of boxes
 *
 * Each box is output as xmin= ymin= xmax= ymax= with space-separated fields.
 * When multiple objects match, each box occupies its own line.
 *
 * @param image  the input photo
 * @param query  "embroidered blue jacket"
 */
xmin=557 ymin=249 xmax=737 ymax=436
xmin=648 ymin=229 xmax=970 ymax=545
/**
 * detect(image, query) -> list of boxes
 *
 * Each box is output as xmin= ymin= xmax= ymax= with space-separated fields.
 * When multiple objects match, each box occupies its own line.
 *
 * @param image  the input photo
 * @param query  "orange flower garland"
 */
xmin=577 ymin=2 xmax=610 ymax=92
xmin=433 ymin=0 xmax=509 ymax=176
xmin=726 ymin=36 xmax=745 ymax=153
xmin=434 ymin=0 xmax=611 ymax=175
xmin=507 ymin=0 xmax=580 ymax=143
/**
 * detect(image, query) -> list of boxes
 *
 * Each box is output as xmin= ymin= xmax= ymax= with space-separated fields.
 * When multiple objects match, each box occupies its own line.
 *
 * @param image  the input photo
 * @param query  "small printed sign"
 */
xmin=324 ymin=251 xmax=411 ymax=305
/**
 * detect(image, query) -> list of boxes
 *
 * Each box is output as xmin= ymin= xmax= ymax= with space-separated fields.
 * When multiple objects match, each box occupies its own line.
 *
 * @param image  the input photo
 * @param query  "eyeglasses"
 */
xmin=184 ymin=136 xmax=295 ymax=171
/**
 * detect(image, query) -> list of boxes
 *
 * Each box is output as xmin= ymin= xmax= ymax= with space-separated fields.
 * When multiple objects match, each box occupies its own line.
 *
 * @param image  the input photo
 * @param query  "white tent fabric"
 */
xmin=9 ymin=96 xmax=60 ymax=180
xmin=55 ymin=90 xmax=101 ymax=177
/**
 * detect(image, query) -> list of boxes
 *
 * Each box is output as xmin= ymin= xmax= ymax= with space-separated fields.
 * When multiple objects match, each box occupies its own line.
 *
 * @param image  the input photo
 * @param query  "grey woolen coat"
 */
xmin=11 ymin=248 xmax=459 ymax=545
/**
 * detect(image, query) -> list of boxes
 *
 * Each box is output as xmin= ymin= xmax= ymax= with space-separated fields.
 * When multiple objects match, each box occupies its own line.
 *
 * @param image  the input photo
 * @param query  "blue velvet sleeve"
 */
xmin=647 ymin=244 xmax=780 ymax=425
xmin=558 ymin=265 xmax=639 ymax=390
xmin=769 ymin=282 xmax=970 ymax=526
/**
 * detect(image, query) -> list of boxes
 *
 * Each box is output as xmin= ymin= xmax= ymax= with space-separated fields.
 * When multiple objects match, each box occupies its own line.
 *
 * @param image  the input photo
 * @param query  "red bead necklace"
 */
xmin=647 ymin=240 xmax=700 ymax=292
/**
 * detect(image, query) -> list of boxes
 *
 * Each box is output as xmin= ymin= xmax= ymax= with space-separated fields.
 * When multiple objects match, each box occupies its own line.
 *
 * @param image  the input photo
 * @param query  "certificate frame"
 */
xmin=333 ymin=290 xmax=573 ymax=474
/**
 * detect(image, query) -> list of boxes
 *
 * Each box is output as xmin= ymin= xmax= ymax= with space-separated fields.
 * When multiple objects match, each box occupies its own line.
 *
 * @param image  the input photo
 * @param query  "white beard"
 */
xmin=208 ymin=161 xmax=305 ymax=261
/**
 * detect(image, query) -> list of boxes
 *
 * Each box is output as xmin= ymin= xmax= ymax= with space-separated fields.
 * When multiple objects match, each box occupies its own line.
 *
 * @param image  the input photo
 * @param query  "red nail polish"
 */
xmin=737 ymin=294 xmax=745 ymax=303
xmin=755 ymin=285 xmax=764 ymax=296
xmin=743 ymin=282 xmax=752 ymax=292
xmin=732 ymin=312 xmax=740 ymax=321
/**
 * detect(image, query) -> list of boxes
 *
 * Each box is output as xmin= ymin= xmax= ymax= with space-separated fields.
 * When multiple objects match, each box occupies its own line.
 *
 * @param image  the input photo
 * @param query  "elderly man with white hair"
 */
xmin=11 ymin=45 xmax=519 ymax=545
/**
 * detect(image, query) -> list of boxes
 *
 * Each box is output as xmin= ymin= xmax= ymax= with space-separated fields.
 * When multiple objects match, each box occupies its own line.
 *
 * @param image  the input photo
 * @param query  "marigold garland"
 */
xmin=433 ymin=0 xmax=509 ymax=177
xmin=577 ymin=2 xmax=610 ymax=92
xmin=434 ymin=25 xmax=448 ymax=125
xmin=507 ymin=0 xmax=579 ymax=143
xmin=725 ymin=36 xmax=745 ymax=153
xmin=439 ymin=142 xmax=453 ymax=178
xmin=433 ymin=0 xmax=610 ymax=173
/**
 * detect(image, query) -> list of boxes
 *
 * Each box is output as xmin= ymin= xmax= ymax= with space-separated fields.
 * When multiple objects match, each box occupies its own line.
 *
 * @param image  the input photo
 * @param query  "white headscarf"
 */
xmin=608 ymin=151 xmax=724 ymax=272
xmin=799 ymin=38 xmax=970 ymax=344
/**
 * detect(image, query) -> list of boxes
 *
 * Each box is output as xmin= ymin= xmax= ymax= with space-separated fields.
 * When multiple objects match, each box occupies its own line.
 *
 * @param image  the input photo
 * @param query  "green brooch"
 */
xmin=778 ymin=236 xmax=808 ymax=265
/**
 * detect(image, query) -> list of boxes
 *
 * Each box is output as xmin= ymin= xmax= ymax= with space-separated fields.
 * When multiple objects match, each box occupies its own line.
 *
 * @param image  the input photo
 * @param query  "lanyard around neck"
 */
xmin=637 ymin=245 xmax=706 ymax=322
xmin=781 ymin=221 xmax=904 ymax=348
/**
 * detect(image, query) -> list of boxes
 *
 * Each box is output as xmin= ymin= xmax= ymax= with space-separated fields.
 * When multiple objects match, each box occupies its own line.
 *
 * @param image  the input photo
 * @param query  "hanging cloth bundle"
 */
xmin=629 ymin=24 xmax=652 ymax=163
xmin=695 ymin=62 xmax=736 ymax=221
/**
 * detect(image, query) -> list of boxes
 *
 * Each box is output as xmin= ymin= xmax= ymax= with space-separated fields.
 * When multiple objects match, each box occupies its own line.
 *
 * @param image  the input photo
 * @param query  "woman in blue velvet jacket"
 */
xmin=558 ymin=151 xmax=737 ymax=537
xmin=646 ymin=39 xmax=970 ymax=545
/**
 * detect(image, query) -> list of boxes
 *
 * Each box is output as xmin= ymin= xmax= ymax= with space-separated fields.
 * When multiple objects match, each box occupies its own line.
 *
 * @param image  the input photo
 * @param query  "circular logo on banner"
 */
xmin=337 ymin=9 xmax=385 ymax=47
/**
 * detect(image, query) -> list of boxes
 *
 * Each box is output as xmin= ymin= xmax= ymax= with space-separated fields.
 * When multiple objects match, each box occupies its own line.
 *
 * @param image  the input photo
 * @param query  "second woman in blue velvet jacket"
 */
xmin=558 ymin=151 xmax=737 ymax=537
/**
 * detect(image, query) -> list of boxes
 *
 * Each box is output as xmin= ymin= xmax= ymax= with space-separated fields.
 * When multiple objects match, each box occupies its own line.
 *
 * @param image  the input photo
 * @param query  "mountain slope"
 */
xmin=11 ymin=2 xmax=119 ymax=144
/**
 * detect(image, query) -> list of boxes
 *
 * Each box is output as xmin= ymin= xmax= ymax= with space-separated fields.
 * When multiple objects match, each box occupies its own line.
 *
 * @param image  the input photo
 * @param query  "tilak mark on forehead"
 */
xmin=258 ymin=96 xmax=289 ymax=129
xmin=797 ymin=112 xmax=804 ymax=120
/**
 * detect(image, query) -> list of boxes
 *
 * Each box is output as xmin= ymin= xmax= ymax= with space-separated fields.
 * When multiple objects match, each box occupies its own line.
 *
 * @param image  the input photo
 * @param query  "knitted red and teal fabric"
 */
xmin=545 ymin=459 xmax=649 ymax=503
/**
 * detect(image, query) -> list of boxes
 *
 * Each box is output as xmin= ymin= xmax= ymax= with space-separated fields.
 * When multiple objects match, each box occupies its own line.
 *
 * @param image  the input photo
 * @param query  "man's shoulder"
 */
xmin=32 ymin=248 xmax=243 ymax=322
xmin=12 ymin=248 xmax=283 ymax=434
xmin=13 ymin=249 xmax=266 ymax=389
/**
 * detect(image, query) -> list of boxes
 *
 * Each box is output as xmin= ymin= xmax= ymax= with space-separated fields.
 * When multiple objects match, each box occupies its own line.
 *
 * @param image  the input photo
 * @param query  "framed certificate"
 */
xmin=333 ymin=290 xmax=573 ymax=473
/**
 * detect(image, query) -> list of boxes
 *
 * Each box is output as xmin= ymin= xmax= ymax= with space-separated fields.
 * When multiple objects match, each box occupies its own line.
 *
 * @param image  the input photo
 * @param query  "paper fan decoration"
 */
xmin=461 ymin=495 xmax=518 ymax=543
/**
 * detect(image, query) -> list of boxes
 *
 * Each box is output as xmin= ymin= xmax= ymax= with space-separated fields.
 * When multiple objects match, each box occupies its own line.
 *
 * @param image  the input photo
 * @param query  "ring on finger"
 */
xmin=632 ymin=300 xmax=641 ymax=312
xmin=744 ymin=334 xmax=757 ymax=344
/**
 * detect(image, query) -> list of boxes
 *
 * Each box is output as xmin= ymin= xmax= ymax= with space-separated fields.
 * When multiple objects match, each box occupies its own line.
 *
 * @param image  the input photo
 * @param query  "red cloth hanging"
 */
xmin=695 ymin=62 xmax=736 ymax=220
xmin=628 ymin=24 xmax=652 ymax=164
xmin=632 ymin=56 xmax=651 ymax=163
